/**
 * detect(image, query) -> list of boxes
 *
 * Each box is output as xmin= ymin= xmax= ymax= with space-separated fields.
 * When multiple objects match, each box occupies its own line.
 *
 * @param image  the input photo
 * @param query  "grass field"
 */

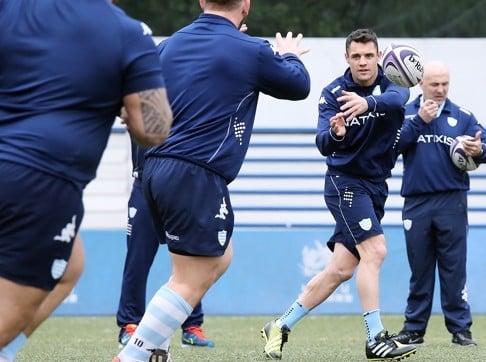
xmin=16 ymin=314 xmax=486 ymax=361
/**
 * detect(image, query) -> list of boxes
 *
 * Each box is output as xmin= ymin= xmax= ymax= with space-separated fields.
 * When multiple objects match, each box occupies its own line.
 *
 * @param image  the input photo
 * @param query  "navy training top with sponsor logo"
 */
xmin=147 ymin=13 xmax=311 ymax=184
xmin=398 ymin=95 xmax=486 ymax=197
xmin=315 ymin=67 xmax=410 ymax=182
xmin=0 ymin=0 xmax=165 ymax=190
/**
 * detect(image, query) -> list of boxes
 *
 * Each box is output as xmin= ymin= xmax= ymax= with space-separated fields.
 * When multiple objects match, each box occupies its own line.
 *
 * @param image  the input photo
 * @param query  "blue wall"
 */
xmin=55 ymin=227 xmax=486 ymax=316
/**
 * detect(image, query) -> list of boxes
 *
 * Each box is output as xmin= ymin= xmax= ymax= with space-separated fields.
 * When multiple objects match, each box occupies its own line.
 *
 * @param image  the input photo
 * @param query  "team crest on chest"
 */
xmin=447 ymin=117 xmax=458 ymax=127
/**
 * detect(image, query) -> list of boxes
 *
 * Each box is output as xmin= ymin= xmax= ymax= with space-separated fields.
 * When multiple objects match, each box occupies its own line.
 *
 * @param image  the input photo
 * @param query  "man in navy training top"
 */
xmin=114 ymin=0 xmax=311 ymax=361
xmin=261 ymin=28 xmax=417 ymax=361
xmin=0 ymin=1 xmax=173 ymax=361
xmin=393 ymin=60 xmax=486 ymax=347
xmin=116 ymin=141 xmax=214 ymax=352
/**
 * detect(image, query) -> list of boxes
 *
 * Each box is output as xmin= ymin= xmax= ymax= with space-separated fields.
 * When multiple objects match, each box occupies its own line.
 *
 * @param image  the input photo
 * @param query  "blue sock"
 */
xmin=276 ymin=301 xmax=309 ymax=329
xmin=363 ymin=309 xmax=384 ymax=344
xmin=118 ymin=286 xmax=192 ymax=361
xmin=0 ymin=332 xmax=27 ymax=361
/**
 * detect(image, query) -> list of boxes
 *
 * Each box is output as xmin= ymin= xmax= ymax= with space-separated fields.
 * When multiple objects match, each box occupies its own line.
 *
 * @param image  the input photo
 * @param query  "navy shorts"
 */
xmin=143 ymin=157 xmax=234 ymax=256
xmin=324 ymin=174 xmax=387 ymax=259
xmin=0 ymin=162 xmax=83 ymax=290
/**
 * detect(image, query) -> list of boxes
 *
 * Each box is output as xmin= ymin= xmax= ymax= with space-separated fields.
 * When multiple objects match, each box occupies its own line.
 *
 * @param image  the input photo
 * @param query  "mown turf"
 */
xmin=16 ymin=314 xmax=486 ymax=361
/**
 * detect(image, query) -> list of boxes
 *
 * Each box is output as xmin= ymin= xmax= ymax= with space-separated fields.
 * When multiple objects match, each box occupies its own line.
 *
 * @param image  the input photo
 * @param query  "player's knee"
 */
xmin=377 ymin=245 xmax=387 ymax=262
xmin=361 ymin=247 xmax=387 ymax=269
xmin=326 ymin=263 xmax=354 ymax=283
xmin=335 ymin=266 xmax=355 ymax=282
xmin=372 ymin=242 xmax=387 ymax=263
xmin=359 ymin=235 xmax=387 ymax=263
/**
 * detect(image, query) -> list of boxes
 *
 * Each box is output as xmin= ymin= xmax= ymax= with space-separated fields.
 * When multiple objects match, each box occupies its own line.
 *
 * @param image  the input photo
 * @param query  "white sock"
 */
xmin=159 ymin=334 xmax=172 ymax=351
xmin=118 ymin=286 xmax=192 ymax=361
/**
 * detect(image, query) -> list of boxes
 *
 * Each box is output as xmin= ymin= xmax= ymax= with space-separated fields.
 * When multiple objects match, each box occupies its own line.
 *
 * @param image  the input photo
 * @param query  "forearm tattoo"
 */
xmin=139 ymin=88 xmax=172 ymax=138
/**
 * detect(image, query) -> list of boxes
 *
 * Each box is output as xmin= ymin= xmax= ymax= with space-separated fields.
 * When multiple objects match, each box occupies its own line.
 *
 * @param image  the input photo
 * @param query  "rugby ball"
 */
xmin=381 ymin=43 xmax=424 ymax=88
xmin=449 ymin=135 xmax=478 ymax=171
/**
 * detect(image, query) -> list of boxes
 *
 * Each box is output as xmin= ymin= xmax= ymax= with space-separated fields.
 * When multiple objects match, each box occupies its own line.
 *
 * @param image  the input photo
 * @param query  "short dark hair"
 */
xmin=205 ymin=0 xmax=242 ymax=9
xmin=345 ymin=28 xmax=378 ymax=54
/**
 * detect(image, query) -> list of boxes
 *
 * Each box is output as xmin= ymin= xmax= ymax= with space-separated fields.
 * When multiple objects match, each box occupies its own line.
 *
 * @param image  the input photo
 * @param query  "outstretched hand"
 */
xmin=337 ymin=91 xmax=368 ymax=123
xmin=330 ymin=113 xmax=346 ymax=137
xmin=275 ymin=32 xmax=310 ymax=58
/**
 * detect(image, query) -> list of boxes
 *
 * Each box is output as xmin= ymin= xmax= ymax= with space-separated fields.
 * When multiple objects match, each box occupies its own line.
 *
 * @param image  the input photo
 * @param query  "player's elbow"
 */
xmin=294 ymin=86 xmax=311 ymax=100
xmin=290 ymin=76 xmax=311 ymax=100
xmin=133 ymin=113 xmax=173 ymax=147
xmin=123 ymin=89 xmax=174 ymax=147
xmin=276 ymin=71 xmax=311 ymax=100
xmin=133 ymin=133 xmax=168 ymax=148
xmin=315 ymin=132 xmax=334 ymax=156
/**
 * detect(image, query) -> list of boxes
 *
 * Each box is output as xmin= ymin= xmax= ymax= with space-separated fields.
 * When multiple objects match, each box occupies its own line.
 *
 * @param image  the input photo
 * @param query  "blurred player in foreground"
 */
xmin=20 ymin=234 xmax=85 ymax=336
xmin=114 ymin=0 xmax=311 ymax=361
xmin=393 ymin=60 xmax=486 ymax=347
xmin=116 ymin=142 xmax=214 ymax=357
xmin=261 ymin=28 xmax=416 ymax=361
xmin=0 ymin=0 xmax=172 ymax=360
